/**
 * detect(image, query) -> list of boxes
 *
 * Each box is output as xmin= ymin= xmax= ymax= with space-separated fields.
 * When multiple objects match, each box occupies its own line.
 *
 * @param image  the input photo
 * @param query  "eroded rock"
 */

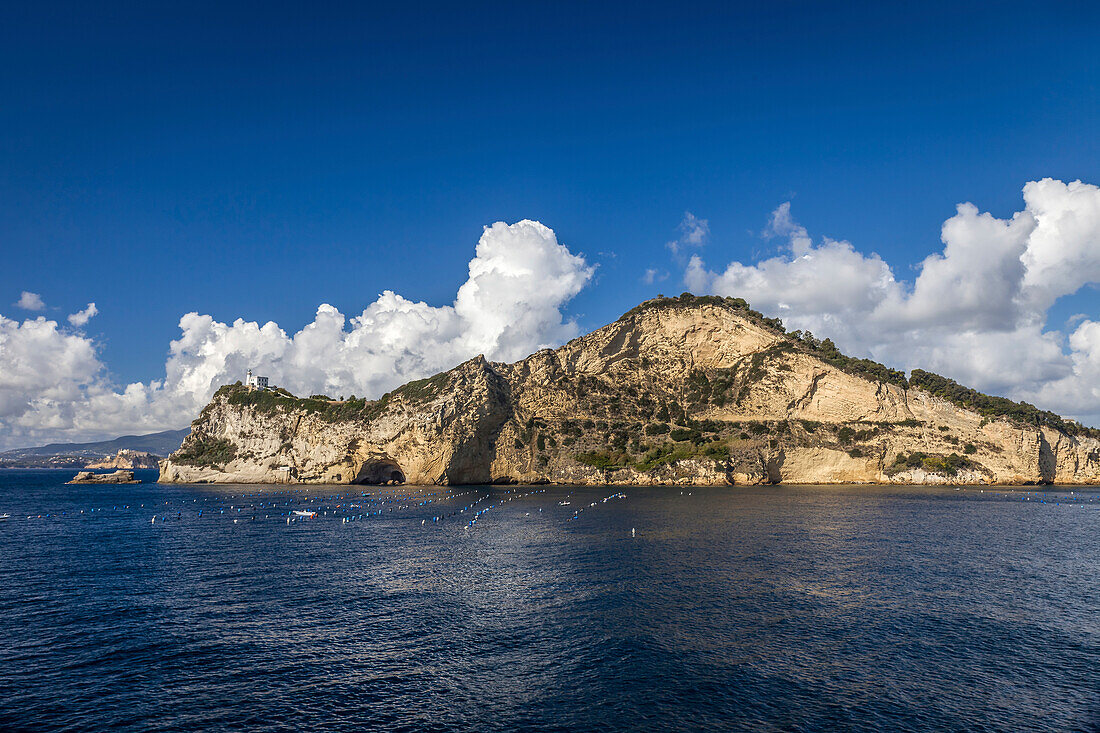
xmin=68 ymin=470 xmax=141 ymax=484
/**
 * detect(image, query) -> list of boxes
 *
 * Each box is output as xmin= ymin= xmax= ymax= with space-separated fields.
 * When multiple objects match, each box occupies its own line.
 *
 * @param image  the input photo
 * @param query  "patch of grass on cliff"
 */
xmin=620 ymin=293 xmax=786 ymax=333
xmin=220 ymin=384 xmax=400 ymax=424
xmin=701 ymin=441 xmax=729 ymax=460
xmin=686 ymin=367 xmax=739 ymax=408
xmin=890 ymin=418 xmax=923 ymax=428
xmin=834 ymin=425 xmax=881 ymax=445
xmin=217 ymin=369 xmax=450 ymax=425
xmin=886 ymin=451 xmax=977 ymax=477
xmin=633 ymin=444 xmax=695 ymax=471
xmin=227 ymin=387 xmax=303 ymax=412
xmin=391 ymin=371 xmax=451 ymax=403
xmin=708 ymin=369 xmax=739 ymax=407
xmin=669 ymin=427 xmax=699 ymax=442
xmin=575 ymin=436 xmax=730 ymax=474
xmin=173 ymin=436 xmax=237 ymax=466
xmin=574 ymin=450 xmax=633 ymax=471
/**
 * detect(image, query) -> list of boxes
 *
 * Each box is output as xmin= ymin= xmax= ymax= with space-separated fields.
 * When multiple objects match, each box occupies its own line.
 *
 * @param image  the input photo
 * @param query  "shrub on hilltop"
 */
xmin=909 ymin=370 xmax=1100 ymax=437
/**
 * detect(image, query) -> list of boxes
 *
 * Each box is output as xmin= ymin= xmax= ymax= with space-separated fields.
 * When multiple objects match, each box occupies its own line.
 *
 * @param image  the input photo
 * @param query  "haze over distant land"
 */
xmin=3 ymin=180 xmax=1100 ymax=450
xmin=0 ymin=430 xmax=188 ymax=461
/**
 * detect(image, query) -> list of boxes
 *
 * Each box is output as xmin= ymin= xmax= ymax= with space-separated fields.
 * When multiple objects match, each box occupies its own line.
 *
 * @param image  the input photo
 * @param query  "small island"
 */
xmin=67 ymin=470 xmax=142 ymax=485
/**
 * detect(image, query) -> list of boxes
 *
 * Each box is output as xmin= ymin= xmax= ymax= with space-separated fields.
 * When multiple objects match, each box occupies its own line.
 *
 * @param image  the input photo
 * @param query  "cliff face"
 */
xmin=161 ymin=297 xmax=1100 ymax=486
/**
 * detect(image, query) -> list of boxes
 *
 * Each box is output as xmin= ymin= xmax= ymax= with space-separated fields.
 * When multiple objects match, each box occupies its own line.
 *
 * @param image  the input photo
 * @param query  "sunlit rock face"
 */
xmin=161 ymin=296 xmax=1100 ymax=486
xmin=85 ymin=450 xmax=160 ymax=470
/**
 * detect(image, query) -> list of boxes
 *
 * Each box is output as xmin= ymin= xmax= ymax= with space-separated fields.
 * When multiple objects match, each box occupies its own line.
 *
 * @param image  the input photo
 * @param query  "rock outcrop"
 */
xmin=160 ymin=295 xmax=1100 ymax=486
xmin=68 ymin=470 xmax=141 ymax=484
xmin=85 ymin=450 xmax=160 ymax=470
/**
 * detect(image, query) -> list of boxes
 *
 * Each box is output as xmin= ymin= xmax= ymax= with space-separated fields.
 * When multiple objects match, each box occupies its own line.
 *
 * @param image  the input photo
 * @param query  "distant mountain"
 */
xmin=1 ymin=429 xmax=190 ymax=465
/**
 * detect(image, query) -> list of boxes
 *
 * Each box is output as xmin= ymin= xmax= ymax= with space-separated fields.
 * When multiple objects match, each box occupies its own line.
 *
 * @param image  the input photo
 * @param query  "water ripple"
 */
xmin=1 ymin=471 xmax=1098 ymax=731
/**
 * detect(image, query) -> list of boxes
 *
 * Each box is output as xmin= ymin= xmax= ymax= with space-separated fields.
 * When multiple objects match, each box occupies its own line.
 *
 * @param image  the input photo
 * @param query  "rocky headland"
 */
xmin=160 ymin=295 xmax=1100 ymax=486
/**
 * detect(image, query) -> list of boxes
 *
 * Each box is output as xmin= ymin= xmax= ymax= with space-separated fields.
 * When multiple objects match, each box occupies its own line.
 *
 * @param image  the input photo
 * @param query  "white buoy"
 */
xmin=151 ymin=516 xmax=155 ymax=524
xmin=631 ymin=527 xmax=636 ymax=537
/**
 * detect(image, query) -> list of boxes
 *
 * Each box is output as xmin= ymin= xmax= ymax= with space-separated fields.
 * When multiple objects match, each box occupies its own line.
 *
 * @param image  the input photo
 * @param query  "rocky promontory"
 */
xmin=160 ymin=295 xmax=1100 ymax=486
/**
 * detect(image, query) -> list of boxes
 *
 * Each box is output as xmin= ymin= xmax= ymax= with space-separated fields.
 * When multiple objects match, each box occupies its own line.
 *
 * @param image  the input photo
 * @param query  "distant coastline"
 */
xmin=0 ymin=430 xmax=186 ymax=470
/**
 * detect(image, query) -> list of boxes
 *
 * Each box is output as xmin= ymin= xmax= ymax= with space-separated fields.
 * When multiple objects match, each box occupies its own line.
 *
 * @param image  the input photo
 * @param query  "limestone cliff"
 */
xmin=160 ymin=295 xmax=1100 ymax=486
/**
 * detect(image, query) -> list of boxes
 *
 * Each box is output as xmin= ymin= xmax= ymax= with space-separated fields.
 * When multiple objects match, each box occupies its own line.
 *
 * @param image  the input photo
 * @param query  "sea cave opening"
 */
xmin=352 ymin=459 xmax=406 ymax=485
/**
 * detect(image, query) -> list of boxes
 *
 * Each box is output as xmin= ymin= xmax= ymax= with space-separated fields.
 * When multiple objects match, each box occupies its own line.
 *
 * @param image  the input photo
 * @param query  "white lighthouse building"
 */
xmin=245 ymin=369 xmax=269 ymax=391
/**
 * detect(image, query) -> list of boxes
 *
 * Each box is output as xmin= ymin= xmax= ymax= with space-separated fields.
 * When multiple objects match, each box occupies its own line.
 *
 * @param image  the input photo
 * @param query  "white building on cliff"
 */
xmin=245 ymin=369 xmax=269 ymax=391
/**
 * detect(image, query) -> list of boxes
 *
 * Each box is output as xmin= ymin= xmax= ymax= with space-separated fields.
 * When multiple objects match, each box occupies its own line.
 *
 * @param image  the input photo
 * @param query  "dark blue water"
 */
xmin=1 ymin=470 xmax=1098 ymax=732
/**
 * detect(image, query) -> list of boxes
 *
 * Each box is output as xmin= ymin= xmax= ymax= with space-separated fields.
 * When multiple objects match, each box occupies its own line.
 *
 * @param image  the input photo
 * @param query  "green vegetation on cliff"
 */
xmin=172 ymin=435 xmax=237 ymax=466
xmin=886 ymin=451 xmax=978 ymax=477
xmin=214 ymin=370 xmax=454 ymax=426
xmin=788 ymin=332 xmax=909 ymax=388
xmin=390 ymin=371 xmax=452 ymax=403
xmin=574 ymin=443 xmax=701 ymax=473
xmin=908 ymin=370 xmax=1099 ymax=437
xmin=225 ymin=385 xmax=382 ymax=422
xmin=571 ymin=416 xmax=761 ymax=474
xmin=621 ymin=292 xmax=786 ymax=333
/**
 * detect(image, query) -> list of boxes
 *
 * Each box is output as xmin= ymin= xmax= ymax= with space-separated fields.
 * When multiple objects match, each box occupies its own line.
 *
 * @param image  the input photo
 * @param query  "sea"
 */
xmin=1 ymin=469 xmax=1098 ymax=732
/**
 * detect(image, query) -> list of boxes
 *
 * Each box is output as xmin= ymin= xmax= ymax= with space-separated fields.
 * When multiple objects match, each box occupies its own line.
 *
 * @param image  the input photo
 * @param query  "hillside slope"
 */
xmin=160 ymin=295 xmax=1100 ymax=485
xmin=2 ymin=429 xmax=189 ymax=459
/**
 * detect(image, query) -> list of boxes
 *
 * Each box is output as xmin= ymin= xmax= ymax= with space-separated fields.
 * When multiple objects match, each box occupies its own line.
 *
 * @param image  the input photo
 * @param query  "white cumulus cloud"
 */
xmin=67 ymin=303 xmax=98 ymax=327
xmin=0 ymin=315 xmax=102 ymax=423
xmin=684 ymin=178 xmax=1100 ymax=424
xmin=666 ymin=212 xmax=709 ymax=255
xmin=0 ymin=220 xmax=594 ymax=450
xmin=15 ymin=291 xmax=45 ymax=311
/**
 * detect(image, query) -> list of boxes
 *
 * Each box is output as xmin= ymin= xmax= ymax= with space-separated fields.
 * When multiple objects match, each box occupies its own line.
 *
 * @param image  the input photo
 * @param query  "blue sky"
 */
xmin=4 ymin=1 xmax=1100 ymax=445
